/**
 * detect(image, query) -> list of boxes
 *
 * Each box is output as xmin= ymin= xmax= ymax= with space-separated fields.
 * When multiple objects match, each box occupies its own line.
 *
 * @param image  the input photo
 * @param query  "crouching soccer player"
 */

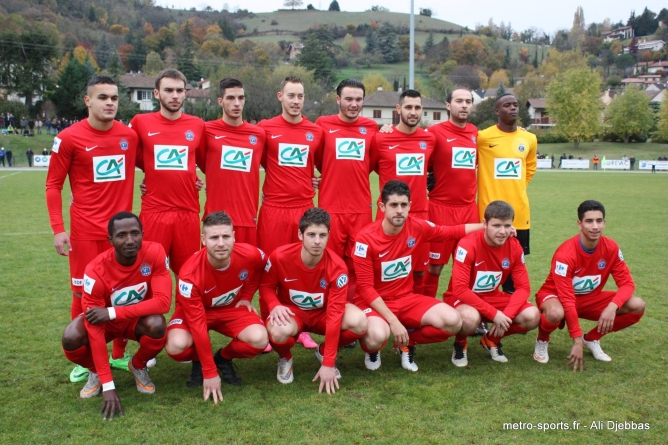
xmin=534 ymin=200 xmax=645 ymax=370
xmin=164 ymin=211 xmax=267 ymax=404
xmin=443 ymin=201 xmax=539 ymax=366
xmin=61 ymin=212 xmax=171 ymax=420
xmin=260 ymin=208 xmax=367 ymax=394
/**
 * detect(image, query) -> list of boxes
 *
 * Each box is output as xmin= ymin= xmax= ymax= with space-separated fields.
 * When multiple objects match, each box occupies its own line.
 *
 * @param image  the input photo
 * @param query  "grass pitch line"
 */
xmin=1 ymin=231 xmax=52 ymax=236
xmin=0 ymin=172 xmax=23 ymax=180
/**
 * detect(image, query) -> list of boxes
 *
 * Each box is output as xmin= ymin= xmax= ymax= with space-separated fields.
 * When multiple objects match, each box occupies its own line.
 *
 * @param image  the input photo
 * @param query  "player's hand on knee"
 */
xmin=389 ymin=319 xmax=409 ymax=347
xmin=100 ymin=389 xmax=123 ymax=420
xmin=491 ymin=311 xmax=512 ymax=337
xmin=195 ymin=177 xmax=204 ymax=191
xmin=313 ymin=365 xmax=339 ymax=394
xmin=235 ymin=300 xmax=257 ymax=314
xmin=567 ymin=338 xmax=584 ymax=372
xmin=597 ymin=303 xmax=618 ymax=335
xmin=139 ymin=180 xmax=147 ymax=196
xmin=86 ymin=307 xmax=111 ymax=325
xmin=269 ymin=305 xmax=295 ymax=326
xmin=54 ymin=232 xmax=72 ymax=256
xmin=203 ymin=376 xmax=223 ymax=404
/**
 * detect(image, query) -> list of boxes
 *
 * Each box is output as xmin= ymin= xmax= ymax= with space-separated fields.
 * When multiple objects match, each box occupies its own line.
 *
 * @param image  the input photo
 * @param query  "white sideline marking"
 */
xmin=1 ymin=231 xmax=52 ymax=236
xmin=0 ymin=172 xmax=22 ymax=180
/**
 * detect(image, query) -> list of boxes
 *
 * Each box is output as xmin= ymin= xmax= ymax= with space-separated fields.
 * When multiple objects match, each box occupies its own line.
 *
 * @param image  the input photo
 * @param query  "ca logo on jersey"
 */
xmin=472 ymin=271 xmax=503 ymax=293
xmin=221 ymin=146 xmax=253 ymax=172
xmin=111 ymin=282 xmax=147 ymax=306
xmin=396 ymin=154 xmax=425 ymax=176
xmin=494 ymin=158 xmax=522 ymax=179
xmin=278 ymin=143 xmax=309 ymax=167
xmin=381 ymin=255 xmax=412 ymax=282
xmin=572 ymin=275 xmax=601 ymax=294
xmin=289 ymin=289 xmax=324 ymax=310
xmin=155 ymin=145 xmax=188 ymax=170
xmin=336 ymin=138 xmax=365 ymax=160
xmin=211 ymin=284 xmax=243 ymax=307
xmin=93 ymin=155 xmax=126 ymax=182
xmin=452 ymin=148 xmax=476 ymax=169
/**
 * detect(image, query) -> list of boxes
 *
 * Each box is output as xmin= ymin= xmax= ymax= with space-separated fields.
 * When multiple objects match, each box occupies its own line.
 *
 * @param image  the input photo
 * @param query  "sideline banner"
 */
xmin=602 ymin=159 xmax=629 ymax=169
xmin=34 ymin=155 xmax=51 ymax=167
xmin=639 ymin=160 xmax=668 ymax=170
xmin=561 ymin=159 xmax=589 ymax=169
xmin=537 ymin=159 xmax=552 ymax=169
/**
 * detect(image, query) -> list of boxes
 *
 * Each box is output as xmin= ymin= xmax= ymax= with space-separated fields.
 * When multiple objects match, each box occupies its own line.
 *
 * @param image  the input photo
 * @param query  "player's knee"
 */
xmin=522 ymin=307 xmax=541 ymax=329
xmin=267 ymin=324 xmax=292 ymax=344
xmin=242 ymin=325 xmax=269 ymax=349
xmin=139 ymin=314 xmax=167 ymax=338
xmin=62 ymin=316 xmax=87 ymax=350
xmin=458 ymin=307 xmax=481 ymax=335
xmin=343 ymin=307 xmax=368 ymax=335
xmin=544 ymin=305 xmax=564 ymax=324
xmin=363 ymin=320 xmax=390 ymax=350
xmin=164 ymin=331 xmax=191 ymax=355
xmin=413 ymin=271 xmax=425 ymax=277
xmin=627 ymin=296 xmax=646 ymax=314
xmin=437 ymin=306 xmax=462 ymax=334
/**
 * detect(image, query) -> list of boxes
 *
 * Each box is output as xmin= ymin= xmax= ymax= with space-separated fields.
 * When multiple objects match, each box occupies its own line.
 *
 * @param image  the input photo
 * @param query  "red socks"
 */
xmin=63 ymin=345 xmax=95 ymax=371
xmin=111 ymin=338 xmax=128 ymax=360
xmin=132 ymin=335 xmax=165 ymax=370
xmin=537 ymin=313 xmax=559 ymax=342
xmin=360 ymin=339 xmax=387 ymax=354
xmin=408 ymin=325 xmax=451 ymax=346
xmin=423 ymin=272 xmax=441 ymax=298
xmin=270 ymin=336 xmax=296 ymax=361
xmin=168 ymin=346 xmax=197 ymax=363
xmin=220 ymin=339 xmax=265 ymax=360
xmin=584 ymin=312 xmax=644 ymax=342
xmin=487 ymin=324 xmax=528 ymax=344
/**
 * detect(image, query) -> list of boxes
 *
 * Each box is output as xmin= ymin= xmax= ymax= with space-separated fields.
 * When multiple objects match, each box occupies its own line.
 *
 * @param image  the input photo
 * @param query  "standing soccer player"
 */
xmin=476 ymin=94 xmax=536 ymax=293
xmin=260 ymin=208 xmax=367 ymax=393
xmin=315 ymin=79 xmax=378 ymax=299
xmin=165 ymin=212 xmax=267 ymax=403
xmin=443 ymin=201 xmax=539 ymax=367
xmin=61 ymin=212 xmax=171 ymax=420
xmin=203 ymin=78 xmax=266 ymax=246
xmin=129 ymin=69 xmax=205 ymax=277
xmin=533 ymin=200 xmax=645 ymax=370
xmin=353 ymin=180 xmax=482 ymax=371
xmin=371 ymin=90 xmax=435 ymax=294
xmin=423 ymin=88 xmax=480 ymax=298
xmin=46 ymin=75 xmax=139 ymax=383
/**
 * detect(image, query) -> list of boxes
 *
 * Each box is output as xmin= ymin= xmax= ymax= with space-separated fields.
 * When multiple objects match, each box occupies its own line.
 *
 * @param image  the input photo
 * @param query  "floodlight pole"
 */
xmin=409 ymin=0 xmax=415 ymax=89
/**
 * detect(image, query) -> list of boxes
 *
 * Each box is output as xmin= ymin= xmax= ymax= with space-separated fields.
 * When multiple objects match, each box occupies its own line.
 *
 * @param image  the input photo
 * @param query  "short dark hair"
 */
xmin=484 ymin=201 xmax=515 ymax=222
xmin=280 ymin=76 xmax=303 ymax=92
xmin=203 ymin=211 xmax=233 ymax=229
xmin=87 ymin=75 xmax=116 ymax=91
xmin=336 ymin=78 xmax=366 ymax=97
xmin=446 ymin=87 xmax=472 ymax=104
xmin=155 ymin=68 xmax=187 ymax=90
xmin=495 ymin=93 xmax=516 ymax=107
xmin=108 ymin=212 xmax=142 ymax=236
xmin=299 ymin=208 xmax=330 ymax=233
xmin=381 ymin=180 xmax=411 ymax=204
xmin=577 ymin=200 xmax=605 ymax=220
xmin=399 ymin=89 xmax=421 ymax=104
xmin=219 ymin=77 xmax=244 ymax=97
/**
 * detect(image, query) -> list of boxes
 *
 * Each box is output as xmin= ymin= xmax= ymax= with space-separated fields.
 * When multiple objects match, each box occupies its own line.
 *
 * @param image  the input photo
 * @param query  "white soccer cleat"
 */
xmin=147 ymin=358 xmax=157 ymax=368
xmin=79 ymin=372 xmax=101 ymax=399
xmin=364 ymin=351 xmax=381 ymax=371
xmin=276 ymin=357 xmax=294 ymax=384
xmin=480 ymin=334 xmax=509 ymax=363
xmin=314 ymin=344 xmax=341 ymax=379
xmin=583 ymin=336 xmax=611 ymax=362
xmin=451 ymin=342 xmax=468 ymax=367
xmin=533 ymin=340 xmax=550 ymax=363
xmin=396 ymin=346 xmax=418 ymax=372
xmin=129 ymin=358 xmax=156 ymax=394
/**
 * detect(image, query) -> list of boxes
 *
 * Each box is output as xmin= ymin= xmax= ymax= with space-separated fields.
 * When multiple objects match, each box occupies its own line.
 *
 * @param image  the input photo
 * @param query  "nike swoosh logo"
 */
xmin=284 ymin=278 xmax=298 ymax=282
xmin=215 ymin=135 xmax=226 ymax=139
xmin=489 ymin=144 xmax=499 ymax=148
xmin=271 ymin=135 xmax=282 ymax=139
xmin=85 ymin=146 xmax=98 ymax=151
xmin=423 ymin=261 xmax=429 ymax=265
xmin=112 ymin=285 xmax=121 ymax=291
xmin=389 ymin=145 xmax=400 ymax=149
xmin=329 ymin=129 xmax=340 ymax=133
xmin=447 ymin=138 xmax=456 ymax=142
xmin=475 ymin=261 xmax=484 ymax=266
xmin=379 ymin=251 xmax=390 ymax=258
xmin=148 ymin=132 xmax=160 ymax=136
xmin=574 ymin=268 xmax=582 ymax=273
xmin=204 ymin=286 xmax=216 ymax=294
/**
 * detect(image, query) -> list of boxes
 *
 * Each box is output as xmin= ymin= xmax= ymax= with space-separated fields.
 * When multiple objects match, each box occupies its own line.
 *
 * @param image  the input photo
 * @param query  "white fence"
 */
xmin=561 ymin=159 xmax=590 ymax=169
xmin=602 ymin=159 xmax=630 ymax=169
xmin=34 ymin=155 xmax=51 ymax=167
xmin=537 ymin=159 xmax=552 ymax=169
xmin=638 ymin=160 xmax=668 ymax=170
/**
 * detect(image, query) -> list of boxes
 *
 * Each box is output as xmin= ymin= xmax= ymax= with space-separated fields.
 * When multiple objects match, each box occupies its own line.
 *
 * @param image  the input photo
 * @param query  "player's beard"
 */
xmin=160 ymin=97 xmax=183 ymax=113
xmin=400 ymin=113 xmax=420 ymax=128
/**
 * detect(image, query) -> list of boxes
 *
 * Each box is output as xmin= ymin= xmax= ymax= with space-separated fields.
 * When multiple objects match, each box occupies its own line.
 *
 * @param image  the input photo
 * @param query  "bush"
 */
xmin=528 ymin=129 xmax=569 ymax=143
xmin=270 ymin=19 xmax=278 ymax=25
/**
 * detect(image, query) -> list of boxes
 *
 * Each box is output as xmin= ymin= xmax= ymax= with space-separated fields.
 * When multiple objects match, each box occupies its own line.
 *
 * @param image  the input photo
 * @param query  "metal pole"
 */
xmin=409 ymin=0 xmax=414 ymax=89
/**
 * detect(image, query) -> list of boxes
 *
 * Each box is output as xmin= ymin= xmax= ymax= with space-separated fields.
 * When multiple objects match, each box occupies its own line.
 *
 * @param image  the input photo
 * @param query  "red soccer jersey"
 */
xmin=536 ymin=235 xmax=634 ymax=338
xmin=444 ymin=231 xmax=529 ymax=321
xmin=203 ymin=120 xmax=266 ymax=226
xmin=258 ymin=115 xmax=323 ymax=206
xmin=371 ymin=128 xmax=435 ymax=213
xmin=259 ymin=243 xmax=348 ymax=367
xmin=428 ymin=121 xmax=478 ymax=205
xmin=353 ymin=217 xmax=466 ymax=304
xmin=82 ymin=241 xmax=172 ymax=386
xmin=176 ymin=243 xmax=266 ymax=379
xmin=46 ymin=120 xmax=138 ymax=240
xmin=129 ymin=112 xmax=205 ymax=214
xmin=314 ymin=115 xmax=378 ymax=214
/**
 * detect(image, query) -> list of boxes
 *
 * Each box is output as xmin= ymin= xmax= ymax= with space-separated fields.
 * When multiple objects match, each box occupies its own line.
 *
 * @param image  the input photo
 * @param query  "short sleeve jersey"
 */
xmin=476 ymin=125 xmax=537 ymax=229
xmin=46 ymin=120 xmax=138 ymax=240
xmin=203 ymin=120 xmax=266 ymax=226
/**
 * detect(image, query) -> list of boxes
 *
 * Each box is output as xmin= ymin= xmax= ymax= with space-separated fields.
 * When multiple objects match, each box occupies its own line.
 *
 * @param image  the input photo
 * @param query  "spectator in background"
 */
xmin=593 ymin=155 xmax=599 ymax=170
xmin=42 ymin=148 xmax=49 ymax=156
xmin=0 ymin=147 xmax=5 ymax=166
xmin=568 ymin=154 xmax=574 ymax=160
xmin=36 ymin=119 xmax=43 ymax=135
xmin=551 ymin=154 xmax=555 ymax=169
xmin=630 ymin=156 xmax=635 ymax=171
xmin=26 ymin=147 xmax=34 ymax=167
xmin=7 ymin=124 xmax=15 ymax=135
xmin=20 ymin=117 xmax=28 ymax=136
xmin=652 ymin=161 xmax=656 ymax=173
xmin=6 ymin=148 xmax=13 ymax=166
xmin=28 ymin=119 xmax=35 ymax=136
xmin=45 ymin=118 xmax=52 ymax=135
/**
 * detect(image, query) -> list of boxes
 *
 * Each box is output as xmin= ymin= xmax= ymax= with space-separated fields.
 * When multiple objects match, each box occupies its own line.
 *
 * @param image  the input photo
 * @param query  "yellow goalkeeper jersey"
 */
xmin=477 ymin=125 xmax=537 ymax=230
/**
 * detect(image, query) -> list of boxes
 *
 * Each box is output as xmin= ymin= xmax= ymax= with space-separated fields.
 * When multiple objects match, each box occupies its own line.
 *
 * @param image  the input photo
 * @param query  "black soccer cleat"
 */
xmin=186 ymin=361 xmax=203 ymax=388
xmin=214 ymin=349 xmax=242 ymax=385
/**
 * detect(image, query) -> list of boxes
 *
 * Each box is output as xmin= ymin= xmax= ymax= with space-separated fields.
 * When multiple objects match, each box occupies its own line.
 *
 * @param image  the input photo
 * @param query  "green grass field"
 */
xmin=0 ymin=165 xmax=667 ymax=443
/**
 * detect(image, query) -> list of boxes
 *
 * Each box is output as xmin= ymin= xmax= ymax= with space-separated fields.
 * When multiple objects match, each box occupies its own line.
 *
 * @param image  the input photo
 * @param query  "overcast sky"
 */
xmin=156 ymin=0 xmax=664 ymax=34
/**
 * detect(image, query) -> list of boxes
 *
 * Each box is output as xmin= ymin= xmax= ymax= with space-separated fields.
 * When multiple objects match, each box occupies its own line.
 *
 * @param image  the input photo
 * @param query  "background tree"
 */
xmin=49 ymin=56 xmax=90 ymax=119
xmin=143 ymin=51 xmax=165 ymax=75
xmin=361 ymin=72 xmax=392 ymax=93
xmin=606 ymin=86 xmax=654 ymax=143
xmin=449 ymin=36 xmax=486 ymax=66
xmin=178 ymin=47 xmax=201 ymax=83
xmin=296 ymin=30 xmax=337 ymax=86
xmin=424 ymin=32 xmax=434 ymax=54
xmin=365 ymin=28 xmax=378 ymax=55
xmin=469 ymin=98 xmax=498 ymax=130
xmin=447 ymin=65 xmax=482 ymax=90
xmin=653 ymin=97 xmax=668 ymax=142
xmin=328 ymin=1 xmax=340 ymax=12
xmin=96 ymin=34 xmax=113 ymax=70
xmin=106 ymin=51 xmax=141 ymax=122
xmin=545 ymin=67 xmax=602 ymax=149
xmin=569 ymin=6 xmax=586 ymax=49
xmin=378 ymin=22 xmax=400 ymax=63
xmin=284 ymin=0 xmax=304 ymax=10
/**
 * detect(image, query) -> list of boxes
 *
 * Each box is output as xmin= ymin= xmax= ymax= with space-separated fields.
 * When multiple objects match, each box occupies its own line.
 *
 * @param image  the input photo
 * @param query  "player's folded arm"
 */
xmin=503 ymin=263 xmax=531 ymax=320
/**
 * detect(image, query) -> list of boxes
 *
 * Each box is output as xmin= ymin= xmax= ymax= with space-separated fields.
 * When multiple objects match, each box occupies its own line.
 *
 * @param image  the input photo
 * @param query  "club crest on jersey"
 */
xmin=222 ymin=146 xmax=253 ymax=172
xmin=598 ymin=260 xmax=606 ymax=270
xmin=93 ymin=155 xmax=125 ymax=183
xmin=573 ymin=275 xmax=601 ymax=294
xmin=111 ymin=282 xmax=147 ymax=306
xmin=336 ymin=138 xmax=365 ymax=160
xmin=452 ymin=148 xmax=476 ymax=169
xmin=471 ymin=136 xmax=477 ymax=144
xmin=381 ymin=255 xmax=412 ymax=282
xmin=305 ymin=132 xmax=314 ymax=141
xmin=359 ymin=126 xmax=367 ymax=135
xmin=320 ymin=278 xmax=327 ymax=289
xmin=289 ymin=289 xmax=324 ymax=310
xmin=278 ymin=143 xmax=309 ymax=167
xmin=518 ymin=143 xmax=525 ymax=152
xmin=249 ymin=135 xmax=258 ymax=145
xmin=155 ymin=145 xmax=188 ymax=170
xmin=185 ymin=130 xmax=195 ymax=141
xmin=396 ymin=154 xmax=425 ymax=176
xmin=407 ymin=237 xmax=416 ymax=248
xmin=212 ymin=284 xmax=243 ymax=307
xmin=140 ymin=263 xmax=151 ymax=276
xmin=419 ymin=141 xmax=427 ymax=150
xmin=472 ymin=271 xmax=503 ymax=293
xmin=502 ymin=258 xmax=510 ymax=269
xmin=336 ymin=274 xmax=348 ymax=289
xmin=119 ymin=138 xmax=129 ymax=150
xmin=494 ymin=158 xmax=522 ymax=179
xmin=239 ymin=269 xmax=249 ymax=280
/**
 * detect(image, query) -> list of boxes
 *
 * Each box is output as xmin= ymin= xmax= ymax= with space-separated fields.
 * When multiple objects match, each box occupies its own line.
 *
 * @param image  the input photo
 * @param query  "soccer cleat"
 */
xmin=583 ymin=336 xmax=611 ymax=362
xmin=314 ymin=345 xmax=341 ymax=379
xmin=263 ymin=343 xmax=273 ymax=353
xmin=364 ymin=351 xmax=381 ymax=371
xmin=109 ymin=353 xmax=130 ymax=372
xmin=276 ymin=357 xmax=294 ymax=384
xmin=79 ymin=372 xmax=101 ymax=399
xmin=343 ymin=340 xmax=357 ymax=349
xmin=533 ymin=340 xmax=550 ymax=363
xmin=473 ymin=321 xmax=489 ymax=337
xmin=214 ymin=349 xmax=242 ymax=385
xmin=129 ymin=358 xmax=156 ymax=394
xmin=480 ymin=334 xmax=509 ymax=363
xmin=70 ymin=364 xmax=90 ymax=383
xmin=147 ymin=358 xmax=157 ymax=368
xmin=296 ymin=332 xmax=318 ymax=349
xmin=451 ymin=342 xmax=468 ymax=367
xmin=396 ymin=346 xmax=418 ymax=372
xmin=186 ymin=361 xmax=203 ymax=388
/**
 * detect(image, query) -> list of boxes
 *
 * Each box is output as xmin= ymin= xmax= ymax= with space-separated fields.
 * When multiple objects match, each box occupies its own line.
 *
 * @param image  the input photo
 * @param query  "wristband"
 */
xmin=108 ymin=307 xmax=117 ymax=320
xmin=102 ymin=381 xmax=116 ymax=391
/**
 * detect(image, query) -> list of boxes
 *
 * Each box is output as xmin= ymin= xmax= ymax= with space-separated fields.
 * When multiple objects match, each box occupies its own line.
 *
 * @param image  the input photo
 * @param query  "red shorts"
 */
xmin=141 ymin=210 xmax=200 ymax=275
xmin=328 ymin=212 xmax=372 ymax=258
xmin=353 ymin=293 xmax=442 ymax=329
xmin=445 ymin=291 xmax=534 ymax=322
xmin=233 ymin=226 xmax=257 ymax=246
xmin=167 ymin=306 xmax=264 ymax=339
xmin=428 ymin=201 xmax=479 ymax=265
xmin=536 ymin=290 xmax=616 ymax=321
xmin=256 ymin=203 xmax=313 ymax=255
xmin=69 ymin=239 xmax=110 ymax=293
xmin=89 ymin=317 xmax=141 ymax=343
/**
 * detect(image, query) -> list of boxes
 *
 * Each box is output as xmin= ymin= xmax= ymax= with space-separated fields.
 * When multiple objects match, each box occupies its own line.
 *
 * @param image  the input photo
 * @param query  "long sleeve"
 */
xmin=323 ymin=275 xmax=347 ymax=367
xmin=259 ymin=253 xmax=282 ymax=313
xmin=552 ymin=255 xmax=582 ymax=338
xmin=45 ymin=137 xmax=71 ymax=235
xmin=238 ymin=249 xmax=265 ymax=302
xmin=502 ymin=250 xmax=530 ymax=319
xmin=525 ymin=136 xmax=537 ymax=184
xmin=82 ymin=272 xmax=114 ymax=386
xmin=425 ymin=222 xmax=467 ymax=244
xmin=352 ymin=238 xmax=380 ymax=305
xmin=177 ymin=280 xmax=218 ymax=379
xmin=451 ymin=249 xmax=498 ymax=321
xmin=610 ymin=248 xmax=635 ymax=308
